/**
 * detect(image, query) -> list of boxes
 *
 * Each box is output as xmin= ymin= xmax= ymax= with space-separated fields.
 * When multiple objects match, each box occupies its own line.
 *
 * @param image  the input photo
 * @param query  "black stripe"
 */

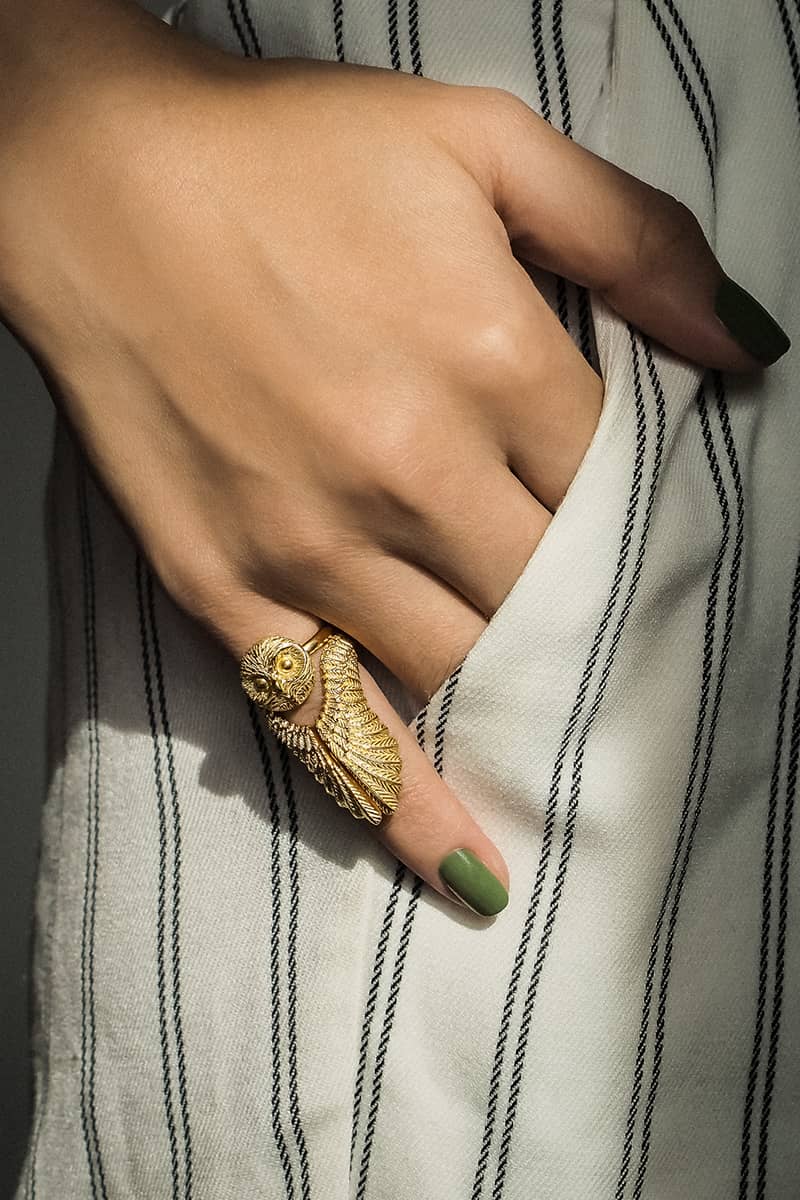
xmin=642 ymin=0 xmax=716 ymax=192
xmin=276 ymin=743 xmax=313 ymax=1200
xmin=136 ymin=555 xmax=181 ymax=1200
xmin=576 ymin=288 xmax=594 ymax=367
xmin=615 ymin=383 xmax=726 ymax=1199
xmin=333 ymin=0 xmax=344 ymax=62
xmin=225 ymin=0 xmax=251 ymax=56
xmin=614 ymin=377 xmax=731 ymax=1198
xmin=145 ymin=572 xmax=194 ymax=1199
xmin=754 ymin=548 xmax=800 ymax=1198
xmin=660 ymin=0 xmax=719 ymax=150
xmin=77 ymin=468 xmax=97 ymax=1198
xmin=740 ymin=546 xmax=800 ymax=1198
xmin=348 ymin=706 xmax=427 ymax=1174
xmin=417 ymin=700 xmax=429 ymax=744
xmin=247 ymin=702 xmax=299 ymax=1198
xmin=554 ymin=276 xmax=570 ymax=333
xmin=629 ymin=373 xmax=744 ymax=1200
xmin=349 ymin=861 xmax=407 ymax=1175
xmin=433 ymin=664 xmax=463 ymax=775
xmin=744 ymin=7 xmax=800 ymax=1189
xmin=552 ymin=0 xmax=572 ymax=137
xmin=551 ymin=0 xmax=595 ymax=364
xmin=475 ymin=28 xmax=655 ymax=1199
xmin=414 ymin=704 xmax=427 ymax=748
xmin=471 ymin=328 xmax=652 ymax=1198
xmin=238 ymin=0 xmax=263 ymax=59
xmin=530 ymin=6 xmax=571 ymax=353
xmin=353 ymin=678 xmax=461 ymax=1193
xmin=613 ymin=11 xmax=744 ymax=1186
xmin=77 ymin=467 xmax=108 ymax=1200
xmin=491 ymin=330 xmax=664 ymax=1198
xmin=408 ymin=0 xmax=423 ymax=75
xmin=387 ymin=0 xmax=402 ymax=71
xmin=618 ymin=11 xmax=743 ymax=1180
xmin=775 ymin=0 xmax=800 ymax=124
xmin=531 ymin=1 xmax=551 ymax=123
xmin=354 ymin=876 xmax=425 ymax=1200
xmin=552 ymin=0 xmax=595 ymax=366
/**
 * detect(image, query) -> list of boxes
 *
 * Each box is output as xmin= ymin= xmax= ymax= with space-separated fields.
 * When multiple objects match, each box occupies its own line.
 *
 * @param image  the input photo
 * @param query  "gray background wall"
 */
xmin=0 ymin=326 xmax=53 ymax=1199
xmin=1 ymin=6 xmax=168 ymax=1195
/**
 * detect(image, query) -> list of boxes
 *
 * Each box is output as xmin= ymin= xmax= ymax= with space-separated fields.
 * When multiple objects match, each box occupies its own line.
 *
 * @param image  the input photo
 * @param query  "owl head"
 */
xmin=240 ymin=636 xmax=316 ymax=714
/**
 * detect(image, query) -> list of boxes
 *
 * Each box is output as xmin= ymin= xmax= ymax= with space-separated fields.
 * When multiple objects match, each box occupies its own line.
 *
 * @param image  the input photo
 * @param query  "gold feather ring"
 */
xmin=239 ymin=625 xmax=402 ymax=825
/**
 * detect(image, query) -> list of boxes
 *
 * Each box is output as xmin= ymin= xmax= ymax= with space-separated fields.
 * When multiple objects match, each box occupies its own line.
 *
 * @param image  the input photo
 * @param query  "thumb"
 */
xmin=470 ymin=90 xmax=790 ymax=372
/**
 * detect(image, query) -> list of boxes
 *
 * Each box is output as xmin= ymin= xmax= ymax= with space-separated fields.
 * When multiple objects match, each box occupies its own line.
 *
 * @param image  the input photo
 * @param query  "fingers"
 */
xmin=223 ymin=595 xmax=510 ymax=919
xmin=215 ymin=554 xmax=485 ymax=707
xmin=459 ymin=88 xmax=790 ymax=371
xmin=356 ymin=665 xmax=510 ymax=917
xmin=359 ymin=455 xmax=553 ymax=617
xmin=494 ymin=261 xmax=605 ymax=512
xmin=299 ymin=551 xmax=489 ymax=706
xmin=211 ymin=448 xmax=557 ymax=710
xmin=383 ymin=472 xmax=554 ymax=614
xmin=290 ymin=480 xmax=551 ymax=702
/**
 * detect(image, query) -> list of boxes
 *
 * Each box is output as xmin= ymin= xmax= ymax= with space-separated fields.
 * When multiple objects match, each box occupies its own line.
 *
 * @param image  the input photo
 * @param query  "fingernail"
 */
xmin=714 ymin=275 xmax=791 ymax=365
xmin=439 ymin=848 xmax=509 ymax=917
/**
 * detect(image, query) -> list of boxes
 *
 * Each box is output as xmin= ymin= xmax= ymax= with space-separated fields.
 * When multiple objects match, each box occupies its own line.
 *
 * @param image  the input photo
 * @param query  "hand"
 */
xmin=0 ymin=22 xmax=788 ymax=918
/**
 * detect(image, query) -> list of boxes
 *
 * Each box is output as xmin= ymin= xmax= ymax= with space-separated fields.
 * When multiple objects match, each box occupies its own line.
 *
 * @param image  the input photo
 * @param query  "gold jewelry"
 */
xmin=240 ymin=625 xmax=401 ymax=825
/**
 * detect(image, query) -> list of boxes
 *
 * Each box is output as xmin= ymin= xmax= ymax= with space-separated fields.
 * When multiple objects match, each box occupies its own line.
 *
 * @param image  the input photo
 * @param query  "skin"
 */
xmin=0 ymin=0 xmax=777 ymax=916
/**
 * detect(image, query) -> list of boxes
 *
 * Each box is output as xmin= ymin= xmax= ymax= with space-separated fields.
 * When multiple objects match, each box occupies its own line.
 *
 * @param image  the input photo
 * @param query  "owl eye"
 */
xmin=255 ymin=675 xmax=269 ymax=690
xmin=272 ymin=649 xmax=302 ymax=677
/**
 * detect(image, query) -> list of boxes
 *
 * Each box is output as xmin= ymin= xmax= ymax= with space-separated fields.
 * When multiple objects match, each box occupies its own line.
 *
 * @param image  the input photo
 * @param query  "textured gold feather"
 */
xmin=267 ymin=634 xmax=401 ymax=824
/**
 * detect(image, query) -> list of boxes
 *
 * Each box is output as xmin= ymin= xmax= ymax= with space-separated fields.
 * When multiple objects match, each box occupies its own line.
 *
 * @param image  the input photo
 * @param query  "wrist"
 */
xmin=0 ymin=2 xmax=180 ymax=326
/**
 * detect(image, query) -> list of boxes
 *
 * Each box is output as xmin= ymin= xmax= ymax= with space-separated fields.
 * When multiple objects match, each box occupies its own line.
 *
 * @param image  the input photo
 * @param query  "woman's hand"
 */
xmin=0 ymin=11 xmax=788 ymax=917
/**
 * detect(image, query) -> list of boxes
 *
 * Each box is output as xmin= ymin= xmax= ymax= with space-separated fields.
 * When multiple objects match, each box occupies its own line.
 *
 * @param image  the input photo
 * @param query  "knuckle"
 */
xmin=290 ymin=529 xmax=340 ymax=576
xmin=160 ymin=550 xmax=237 ymax=625
xmin=474 ymin=85 xmax=531 ymax=129
xmin=461 ymin=313 xmax=531 ymax=389
xmin=629 ymin=188 xmax=703 ymax=278
xmin=419 ymin=653 xmax=467 ymax=707
xmin=345 ymin=410 xmax=434 ymax=509
xmin=445 ymin=85 xmax=536 ymax=195
xmin=397 ymin=776 xmax=443 ymax=837
xmin=150 ymin=547 xmax=253 ymax=655
xmin=259 ymin=523 xmax=339 ymax=588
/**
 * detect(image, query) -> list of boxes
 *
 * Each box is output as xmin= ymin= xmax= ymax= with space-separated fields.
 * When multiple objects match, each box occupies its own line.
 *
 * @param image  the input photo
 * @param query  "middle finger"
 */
xmin=362 ymin=450 xmax=553 ymax=621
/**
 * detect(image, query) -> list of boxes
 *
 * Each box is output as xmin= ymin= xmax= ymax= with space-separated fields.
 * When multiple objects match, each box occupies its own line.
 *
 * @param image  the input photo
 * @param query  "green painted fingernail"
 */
xmin=714 ymin=275 xmax=791 ymax=365
xmin=439 ymin=848 xmax=509 ymax=917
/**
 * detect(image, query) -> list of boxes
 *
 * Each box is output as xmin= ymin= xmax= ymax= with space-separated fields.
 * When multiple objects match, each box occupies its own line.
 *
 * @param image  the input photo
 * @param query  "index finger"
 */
xmin=234 ymin=607 xmax=510 ymax=919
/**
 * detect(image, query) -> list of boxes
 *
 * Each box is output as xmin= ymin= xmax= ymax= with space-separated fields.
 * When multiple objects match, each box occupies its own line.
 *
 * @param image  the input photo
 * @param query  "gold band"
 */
xmin=301 ymin=623 xmax=336 ymax=656
xmin=239 ymin=626 xmax=401 ymax=826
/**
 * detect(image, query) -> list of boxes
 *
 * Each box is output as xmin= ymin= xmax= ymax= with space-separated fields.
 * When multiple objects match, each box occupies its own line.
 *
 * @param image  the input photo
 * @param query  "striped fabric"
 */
xmin=14 ymin=1 xmax=800 ymax=1197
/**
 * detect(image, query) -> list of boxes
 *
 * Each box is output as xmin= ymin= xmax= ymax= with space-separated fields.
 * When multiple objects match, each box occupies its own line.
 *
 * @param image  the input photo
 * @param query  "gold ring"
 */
xmin=240 ymin=624 xmax=402 ymax=825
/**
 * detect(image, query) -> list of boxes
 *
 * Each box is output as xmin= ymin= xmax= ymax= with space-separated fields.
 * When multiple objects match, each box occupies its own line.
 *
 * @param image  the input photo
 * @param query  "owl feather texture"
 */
xmin=242 ymin=633 xmax=402 ymax=824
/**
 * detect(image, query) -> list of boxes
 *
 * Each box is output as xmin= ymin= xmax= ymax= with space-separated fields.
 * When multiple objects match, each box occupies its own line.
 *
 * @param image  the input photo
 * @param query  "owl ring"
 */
xmin=239 ymin=625 xmax=402 ymax=825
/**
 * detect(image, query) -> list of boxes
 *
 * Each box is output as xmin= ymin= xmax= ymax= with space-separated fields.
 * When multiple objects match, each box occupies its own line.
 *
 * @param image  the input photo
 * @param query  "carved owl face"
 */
xmin=239 ymin=636 xmax=315 ymax=713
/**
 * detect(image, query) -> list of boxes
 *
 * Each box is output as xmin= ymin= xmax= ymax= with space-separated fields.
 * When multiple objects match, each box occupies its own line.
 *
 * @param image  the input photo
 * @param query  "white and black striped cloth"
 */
xmin=15 ymin=1 xmax=800 ymax=1197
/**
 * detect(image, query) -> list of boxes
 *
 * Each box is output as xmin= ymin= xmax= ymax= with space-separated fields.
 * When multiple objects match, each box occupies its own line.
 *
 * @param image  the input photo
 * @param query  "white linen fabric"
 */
xmin=14 ymin=1 xmax=800 ymax=1198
